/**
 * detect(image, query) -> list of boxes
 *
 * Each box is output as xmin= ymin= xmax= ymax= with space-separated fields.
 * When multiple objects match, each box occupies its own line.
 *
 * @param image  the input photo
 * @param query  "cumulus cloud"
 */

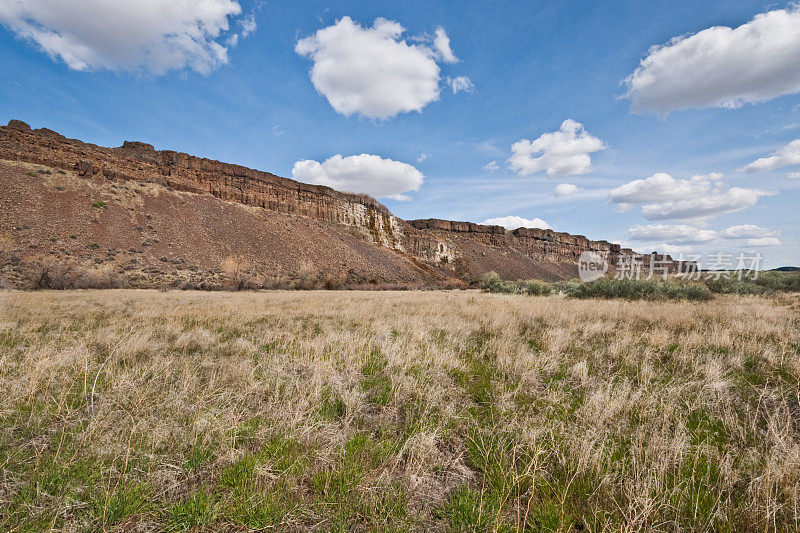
xmin=508 ymin=119 xmax=605 ymax=178
xmin=480 ymin=216 xmax=552 ymax=230
xmin=554 ymin=183 xmax=581 ymax=196
xmin=719 ymin=224 xmax=778 ymax=239
xmin=292 ymin=154 xmax=423 ymax=201
xmin=629 ymin=223 xmax=781 ymax=247
xmin=610 ymin=172 xmax=771 ymax=220
xmin=448 ymin=75 xmax=474 ymax=94
xmin=483 ymin=161 xmax=499 ymax=172
xmin=0 ymin=0 xmax=247 ymax=74
xmin=747 ymin=237 xmax=782 ymax=247
xmin=296 ymin=17 xmax=465 ymax=119
xmin=642 ymin=188 xmax=771 ymax=220
xmin=624 ymin=6 xmax=800 ymax=113
xmin=629 ymin=224 xmax=718 ymax=244
xmin=609 ymin=173 xmax=722 ymax=208
xmin=741 ymin=139 xmax=800 ymax=172
xmin=433 ymin=27 xmax=458 ymax=63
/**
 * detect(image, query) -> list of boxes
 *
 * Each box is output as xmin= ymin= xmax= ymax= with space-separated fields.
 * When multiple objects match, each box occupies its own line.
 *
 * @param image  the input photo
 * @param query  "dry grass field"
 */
xmin=1 ymin=289 xmax=799 ymax=531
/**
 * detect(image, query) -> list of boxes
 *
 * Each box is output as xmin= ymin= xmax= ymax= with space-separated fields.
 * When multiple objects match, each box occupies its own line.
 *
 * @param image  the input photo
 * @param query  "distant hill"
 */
xmin=0 ymin=119 xmax=685 ymax=289
xmin=770 ymin=267 xmax=800 ymax=272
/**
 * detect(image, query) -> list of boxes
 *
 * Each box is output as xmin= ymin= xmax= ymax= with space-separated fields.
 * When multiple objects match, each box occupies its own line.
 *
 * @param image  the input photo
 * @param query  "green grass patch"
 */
xmin=317 ymin=384 xmax=346 ymax=421
xmin=360 ymin=349 xmax=393 ymax=406
xmin=166 ymin=491 xmax=217 ymax=531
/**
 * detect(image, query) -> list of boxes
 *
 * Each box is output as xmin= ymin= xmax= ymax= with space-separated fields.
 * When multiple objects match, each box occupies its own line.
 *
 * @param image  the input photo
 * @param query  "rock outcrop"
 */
xmin=0 ymin=120 xmax=687 ymax=287
xmin=410 ymin=219 xmax=622 ymax=263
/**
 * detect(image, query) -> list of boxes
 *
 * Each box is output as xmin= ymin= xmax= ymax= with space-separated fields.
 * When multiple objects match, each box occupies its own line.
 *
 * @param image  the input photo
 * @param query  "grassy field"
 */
xmin=1 ymin=290 xmax=799 ymax=531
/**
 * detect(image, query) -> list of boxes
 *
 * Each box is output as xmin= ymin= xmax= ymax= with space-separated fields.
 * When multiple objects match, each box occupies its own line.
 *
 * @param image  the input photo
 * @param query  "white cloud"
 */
xmin=642 ymin=187 xmax=771 ymax=220
xmin=747 ymin=237 xmax=782 ymax=247
xmin=658 ymin=243 xmax=695 ymax=254
xmin=741 ymin=139 xmax=800 ymax=172
xmin=483 ymin=161 xmax=499 ymax=172
xmin=239 ymin=12 xmax=256 ymax=37
xmin=624 ymin=6 xmax=800 ymax=113
xmin=629 ymin=224 xmax=717 ymax=244
xmin=480 ymin=216 xmax=552 ymax=230
xmin=292 ymin=154 xmax=423 ymax=201
xmin=720 ymin=224 xmax=777 ymax=239
xmin=790 ymin=171 xmax=800 ymax=179
xmin=433 ymin=27 xmax=458 ymax=63
xmin=610 ymin=172 xmax=771 ymax=220
xmin=0 ymin=0 xmax=247 ymax=74
xmin=609 ymin=172 xmax=721 ymax=208
xmin=554 ymin=183 xmax=581 ymax=196
xmin=416 ymin=153 xmax=430 ymax=163
xmin=630 ymin=223 xmax=781 ymax=248
xmin=508 ymin=119 xmax=605 ymax=178
xmin=296 ymin=17 xmax=463 ymax=119
xmin=448 ymin=75 xmax=474 ymax=94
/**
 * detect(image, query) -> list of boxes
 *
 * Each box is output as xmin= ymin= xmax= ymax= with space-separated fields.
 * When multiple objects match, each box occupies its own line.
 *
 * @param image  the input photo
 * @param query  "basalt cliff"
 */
xmin=0 ymin=120 xmax=682 ymax=289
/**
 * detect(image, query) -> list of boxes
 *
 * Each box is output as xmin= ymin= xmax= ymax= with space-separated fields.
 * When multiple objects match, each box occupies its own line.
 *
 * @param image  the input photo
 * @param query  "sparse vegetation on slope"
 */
xmin=1 ymin=290 xmax=799 ymax=530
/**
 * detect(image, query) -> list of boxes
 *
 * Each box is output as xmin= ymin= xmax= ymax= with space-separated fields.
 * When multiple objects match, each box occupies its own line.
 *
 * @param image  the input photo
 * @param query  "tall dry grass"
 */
xmin=0 ymin=289 xmax=798 ymax=531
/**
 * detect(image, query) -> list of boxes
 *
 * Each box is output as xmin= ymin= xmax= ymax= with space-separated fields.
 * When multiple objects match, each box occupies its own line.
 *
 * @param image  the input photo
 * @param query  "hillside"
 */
xmin=0 ymin=120 xmax=678 ymax=289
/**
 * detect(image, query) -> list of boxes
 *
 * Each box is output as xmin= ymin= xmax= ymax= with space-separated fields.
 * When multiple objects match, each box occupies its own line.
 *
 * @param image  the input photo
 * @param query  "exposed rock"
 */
xmin=75 ymin=160 xmax=94 ymax=177
xmin=117 ymin=141 xmax=158 ymax=163
xmin=6 ymin=119 xmax=30 ymax=131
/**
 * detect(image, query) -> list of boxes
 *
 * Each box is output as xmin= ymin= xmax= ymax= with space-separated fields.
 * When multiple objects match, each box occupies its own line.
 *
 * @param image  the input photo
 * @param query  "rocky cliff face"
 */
xmin=0 ymin=120 xmax=404 ymax=250
xmin=0 ymin=120 xmax=685 ymax=286
xmin=410 ymin=218 xmax=621 ymax=262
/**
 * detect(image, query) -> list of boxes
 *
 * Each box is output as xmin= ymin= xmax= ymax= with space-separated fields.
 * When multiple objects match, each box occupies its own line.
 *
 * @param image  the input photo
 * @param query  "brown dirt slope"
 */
xmin=0 ymin=160 xmax=447 ymax=289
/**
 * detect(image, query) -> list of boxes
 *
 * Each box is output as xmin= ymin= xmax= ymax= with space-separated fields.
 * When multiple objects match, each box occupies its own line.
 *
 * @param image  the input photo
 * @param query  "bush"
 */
xmin=91 ymin=201 xmax=108 ymax=208
xmin=703 ymin=277 xmax=765 ymax=295
xmin=552 ymin=280 xmax=581 ymax=295
xmin=22 ymin=260 xmax=77 ymax=289
xmin=295 ymin=260 xmax=321 ymax=290
xmin=758 ymin=271 xmax=800 ymax=292
xmin=74 ymin=266 xmax=122 ymax=289
xmin=563 ymin=277 xmax=712 ymax=301
xmin=322 ymin=272 xmax=346 ymax=290
xmin=481 ymin=272 xmax=521 ymax=294
xmin=524 ymin=280 xmax=553 ymax=296
xmin=221 ymin=255 xmax=261 ymax=291
xmin=21 ymin=259 xmax=123 ymax=290
xmin=482 ymin=271 xmax=504 ymax=293
xmin=482 ymin=272 xmax=553 ymax=296
xmin=702 ymin=271 xmax=800 ymax=295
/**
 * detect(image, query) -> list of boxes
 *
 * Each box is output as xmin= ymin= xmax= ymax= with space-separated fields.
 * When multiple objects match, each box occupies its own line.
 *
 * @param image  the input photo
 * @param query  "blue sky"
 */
xmin=1 ymin=0 xmax=798 ymax=267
